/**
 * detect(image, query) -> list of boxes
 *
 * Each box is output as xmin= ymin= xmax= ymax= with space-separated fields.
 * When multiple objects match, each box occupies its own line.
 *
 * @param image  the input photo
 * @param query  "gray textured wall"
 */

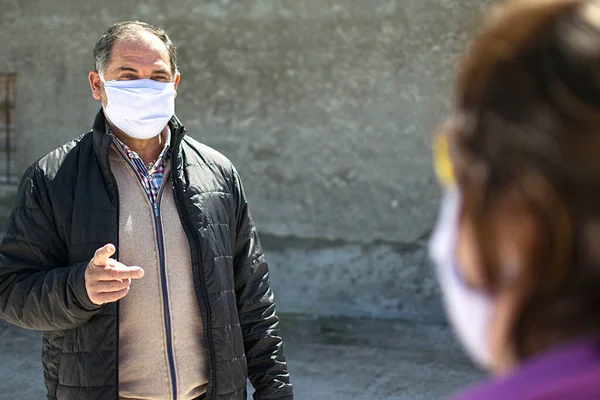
xmin=0 ymin=0 xmax=490 ymax=320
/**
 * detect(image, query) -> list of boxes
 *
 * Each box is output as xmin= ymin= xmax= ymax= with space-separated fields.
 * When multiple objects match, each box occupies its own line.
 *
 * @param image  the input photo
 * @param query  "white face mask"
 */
xmin=101 ymin=77 xmax=176 ymax=140
xmin=429 ymin=190 xmax=493 ymax=368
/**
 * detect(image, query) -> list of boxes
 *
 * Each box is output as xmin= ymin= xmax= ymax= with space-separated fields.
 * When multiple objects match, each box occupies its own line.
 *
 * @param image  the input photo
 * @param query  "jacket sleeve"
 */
xmin=231 ymin=167 xmax=293 ymax=400
xmin=0 ymin=164 xmax=102 ymax=331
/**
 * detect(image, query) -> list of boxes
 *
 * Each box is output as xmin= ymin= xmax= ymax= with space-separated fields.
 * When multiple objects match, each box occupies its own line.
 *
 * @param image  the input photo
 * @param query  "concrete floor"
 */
xmin=0 ymin=315 xmax=484 ymax=400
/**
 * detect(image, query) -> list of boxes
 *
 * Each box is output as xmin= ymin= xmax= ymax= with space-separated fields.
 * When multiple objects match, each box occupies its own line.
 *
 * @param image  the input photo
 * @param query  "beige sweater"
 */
xmin=110 ymin=145 xmax=208 ymax=400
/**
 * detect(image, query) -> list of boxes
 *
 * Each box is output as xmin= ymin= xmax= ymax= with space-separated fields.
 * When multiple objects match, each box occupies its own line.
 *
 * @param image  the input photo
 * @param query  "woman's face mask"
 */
xmin=429 ymin=134 xmax=494 ymax=368
xmin=101 ymin=77 xmax=176 ymax=140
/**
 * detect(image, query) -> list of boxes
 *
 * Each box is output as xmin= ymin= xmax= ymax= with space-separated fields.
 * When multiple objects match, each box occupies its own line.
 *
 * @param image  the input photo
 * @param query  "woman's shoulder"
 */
xmin=451 ymin=338 xmax=600 ymax=400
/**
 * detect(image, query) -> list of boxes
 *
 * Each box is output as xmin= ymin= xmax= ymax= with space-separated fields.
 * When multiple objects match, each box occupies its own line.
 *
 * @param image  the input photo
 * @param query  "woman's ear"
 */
xmin=482 ymin=171 xmax=572 ymax=372
xmin=492 ymin=201 xmax=538 ymax=287
xmin=455 ymin=190 xmax=538 ymax=291
xmin=483 ymin=194 xmax=540 ymax=374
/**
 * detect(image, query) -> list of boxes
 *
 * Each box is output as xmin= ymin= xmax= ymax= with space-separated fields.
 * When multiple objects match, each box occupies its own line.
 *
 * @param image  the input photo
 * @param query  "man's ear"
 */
xmin=89 ymin=71 xmax=102 ymax=101
xmin=173 ymin=72 xmax=181 ymax=98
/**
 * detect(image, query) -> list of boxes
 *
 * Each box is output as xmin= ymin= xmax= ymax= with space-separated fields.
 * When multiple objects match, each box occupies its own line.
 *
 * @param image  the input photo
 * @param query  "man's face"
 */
xmin=88 ymin=31 xmax=180 ymax=106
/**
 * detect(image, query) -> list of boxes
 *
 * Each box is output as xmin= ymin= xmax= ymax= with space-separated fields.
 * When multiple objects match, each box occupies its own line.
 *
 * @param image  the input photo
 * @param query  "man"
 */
xmin=0 ymin=21 xmax=293 ymax=400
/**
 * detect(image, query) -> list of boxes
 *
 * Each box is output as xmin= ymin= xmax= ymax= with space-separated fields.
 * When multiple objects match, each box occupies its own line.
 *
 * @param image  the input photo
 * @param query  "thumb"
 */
xmin=92 ymin=243 xmax=116 ymax=267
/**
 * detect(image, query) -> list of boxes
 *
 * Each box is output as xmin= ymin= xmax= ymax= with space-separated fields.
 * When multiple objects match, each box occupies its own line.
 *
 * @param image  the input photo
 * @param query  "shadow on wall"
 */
xmin=262 ymin=233 xmax=445 ymax=322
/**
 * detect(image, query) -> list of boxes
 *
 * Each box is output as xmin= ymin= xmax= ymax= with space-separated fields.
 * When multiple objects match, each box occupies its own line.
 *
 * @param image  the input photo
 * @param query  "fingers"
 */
xmin=92 ymin=243 xmax=116 ymax=267
xmin=95 ymin=261 xmax=145 ymax=281
xmin=85 ymin=244 xmax=145 ymax=305
xmin=90 ymin=287 xmax=131 ymax=304
xmin=93 ymin=278 xmax=132 ymax=293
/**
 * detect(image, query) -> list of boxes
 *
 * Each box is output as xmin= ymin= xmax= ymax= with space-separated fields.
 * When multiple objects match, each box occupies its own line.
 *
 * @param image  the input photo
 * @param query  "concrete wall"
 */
xmin=0 ymin=0 xmax=491 ymax=320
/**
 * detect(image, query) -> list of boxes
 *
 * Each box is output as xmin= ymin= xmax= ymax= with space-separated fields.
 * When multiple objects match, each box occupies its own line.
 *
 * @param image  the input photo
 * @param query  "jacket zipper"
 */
xmin=116 ymin=145 xmax=179 ymax=399
xmin=152 ymin=191 xmax=179 ymax=400
xmin=171 ymin=132 xmax=217 ymax=400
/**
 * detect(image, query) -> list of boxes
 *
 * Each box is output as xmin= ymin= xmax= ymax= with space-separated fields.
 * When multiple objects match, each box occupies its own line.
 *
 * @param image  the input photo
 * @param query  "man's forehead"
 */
xmin=109 ymin=33 xmax=170 ymax=69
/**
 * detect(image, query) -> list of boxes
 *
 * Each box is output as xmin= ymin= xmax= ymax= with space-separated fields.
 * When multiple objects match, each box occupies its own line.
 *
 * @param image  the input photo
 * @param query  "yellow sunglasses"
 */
xmin=433 ymin=133 xmax=456 ymax=188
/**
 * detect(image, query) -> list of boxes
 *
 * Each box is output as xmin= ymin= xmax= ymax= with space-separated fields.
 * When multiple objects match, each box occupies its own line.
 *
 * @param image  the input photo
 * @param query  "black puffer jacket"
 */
xmin=0 ymin=111 xmax=293 ymax=400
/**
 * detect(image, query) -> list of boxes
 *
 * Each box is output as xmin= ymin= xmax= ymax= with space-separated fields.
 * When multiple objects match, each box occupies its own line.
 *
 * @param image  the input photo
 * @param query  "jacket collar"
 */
xmin=91 ymin=109 xmax=186 ymax=170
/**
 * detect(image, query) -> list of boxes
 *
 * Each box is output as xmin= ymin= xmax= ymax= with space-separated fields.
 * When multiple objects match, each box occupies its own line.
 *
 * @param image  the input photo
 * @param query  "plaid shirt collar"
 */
xmin=107 ymin=123 xmax=171 ymax=204
xmin=107 ymin=123 xmax=171 ymax=172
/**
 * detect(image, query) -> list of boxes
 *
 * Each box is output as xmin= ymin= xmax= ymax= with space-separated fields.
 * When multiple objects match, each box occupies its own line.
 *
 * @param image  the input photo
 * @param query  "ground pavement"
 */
xmin=0 ymin=315 xmax=483 ymax=400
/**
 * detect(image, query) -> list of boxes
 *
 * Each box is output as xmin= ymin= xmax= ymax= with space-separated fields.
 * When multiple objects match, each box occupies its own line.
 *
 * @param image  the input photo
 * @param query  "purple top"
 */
xmin=451 ymin=338 xmax=600 ymax=400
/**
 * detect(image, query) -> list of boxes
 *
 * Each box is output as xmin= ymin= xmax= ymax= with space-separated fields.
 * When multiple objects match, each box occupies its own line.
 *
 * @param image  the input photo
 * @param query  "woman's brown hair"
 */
xmin=446 ymin=0 xmax=600 ymax=359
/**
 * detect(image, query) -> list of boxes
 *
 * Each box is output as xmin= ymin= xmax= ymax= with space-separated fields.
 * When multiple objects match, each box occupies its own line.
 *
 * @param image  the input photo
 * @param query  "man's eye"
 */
xmin=153 ymin=76 xmax=169 ymax=81
xmin=121 ymin=74 xmax=136 ymax=80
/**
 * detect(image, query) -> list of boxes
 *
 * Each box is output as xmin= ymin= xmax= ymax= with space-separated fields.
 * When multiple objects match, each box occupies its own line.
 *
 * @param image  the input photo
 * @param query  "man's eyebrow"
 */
xmin=152 ymin=68 xmax=171 ymax=76
xmin=115 ymin=66 xmax=139 ymax=73
xmin=114 ymin=66 xmax=171 ymax=76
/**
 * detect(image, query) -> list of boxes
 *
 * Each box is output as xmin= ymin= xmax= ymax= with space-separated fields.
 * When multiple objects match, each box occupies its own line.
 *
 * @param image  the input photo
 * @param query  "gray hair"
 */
xmin=93 ymin=21 xmax=178 ymax=76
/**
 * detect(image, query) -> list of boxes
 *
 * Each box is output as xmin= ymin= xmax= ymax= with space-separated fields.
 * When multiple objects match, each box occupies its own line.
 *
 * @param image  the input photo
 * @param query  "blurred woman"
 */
xmin=430 ymin=0 xmax=600 ymax=398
